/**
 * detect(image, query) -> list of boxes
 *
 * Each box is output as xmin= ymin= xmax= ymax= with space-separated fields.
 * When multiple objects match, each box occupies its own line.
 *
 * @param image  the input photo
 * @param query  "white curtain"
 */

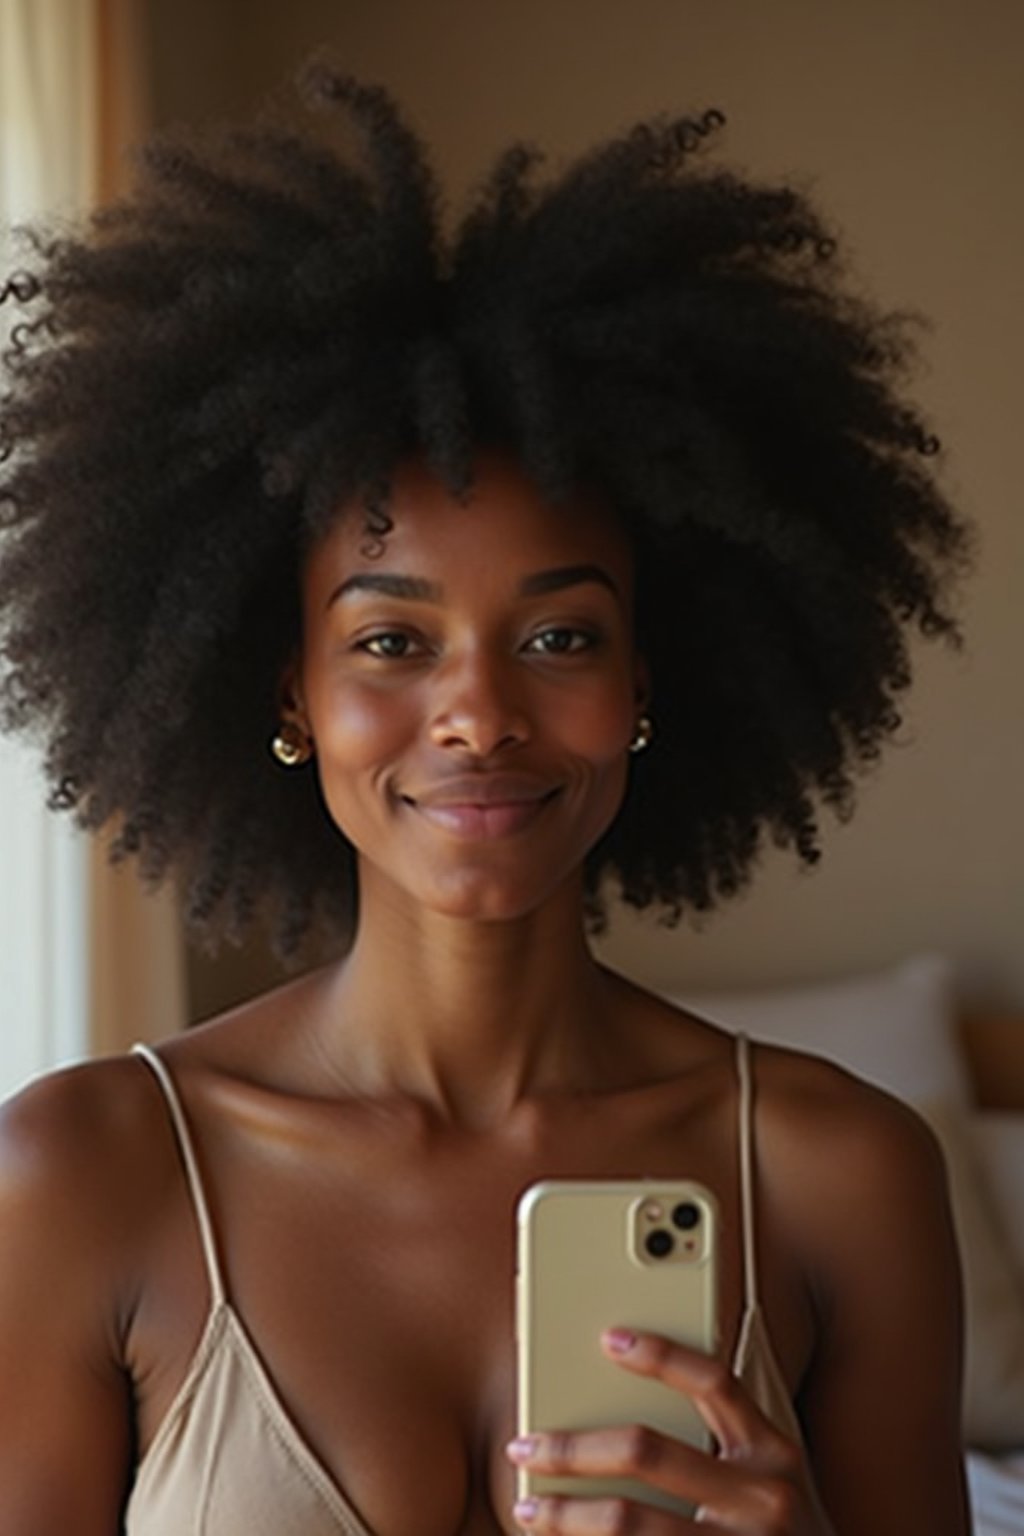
xmin=0 ymin=0 xmax=186 ymax=1097
xmin=0 ymin=0 xmax=99 ymax=215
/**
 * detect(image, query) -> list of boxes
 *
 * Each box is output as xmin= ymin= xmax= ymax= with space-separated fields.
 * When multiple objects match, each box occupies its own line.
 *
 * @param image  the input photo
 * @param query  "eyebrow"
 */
xmin=328 ymin=564 xmax=620 ymax=608
xmin=329 ymin=573 xmax=441 ymax=606
xmin=519 ymin=564 xmax=620 ymax=599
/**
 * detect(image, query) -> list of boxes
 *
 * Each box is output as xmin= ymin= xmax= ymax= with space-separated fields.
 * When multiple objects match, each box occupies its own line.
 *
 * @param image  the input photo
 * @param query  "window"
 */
xmin=0 ymin=0 xmax=100 ymax=1096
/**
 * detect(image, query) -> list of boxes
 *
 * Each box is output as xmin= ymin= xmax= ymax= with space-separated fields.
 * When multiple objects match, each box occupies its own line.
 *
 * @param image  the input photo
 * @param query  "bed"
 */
xmin=659 ymin=955 xmax=1024 ymax=1536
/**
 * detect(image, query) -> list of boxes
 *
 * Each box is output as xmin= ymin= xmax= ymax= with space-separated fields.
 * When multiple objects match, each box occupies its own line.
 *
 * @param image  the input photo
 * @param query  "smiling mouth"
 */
xmin=401 ymin=788 xmax=562 ymax=840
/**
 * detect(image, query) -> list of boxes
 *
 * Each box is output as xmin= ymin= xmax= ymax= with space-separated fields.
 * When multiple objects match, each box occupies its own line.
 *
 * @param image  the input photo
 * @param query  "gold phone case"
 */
xmin=515 ymin=1179 xmax=717 ymax=1519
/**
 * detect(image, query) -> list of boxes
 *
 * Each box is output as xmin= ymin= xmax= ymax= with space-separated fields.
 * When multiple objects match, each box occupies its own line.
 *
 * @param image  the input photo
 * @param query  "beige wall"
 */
xmin=146 ymin=0 xmax=1024 ymax=1017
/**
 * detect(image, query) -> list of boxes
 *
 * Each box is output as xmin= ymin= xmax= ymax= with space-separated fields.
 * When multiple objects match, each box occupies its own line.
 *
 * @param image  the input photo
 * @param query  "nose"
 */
xmin=428 ymin=650 xmax=531 ymax=757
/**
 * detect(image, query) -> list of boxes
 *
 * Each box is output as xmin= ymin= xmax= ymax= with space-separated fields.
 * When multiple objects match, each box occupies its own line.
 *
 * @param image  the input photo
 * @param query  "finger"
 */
xmin=600 ymin=1330 xmax=794 ymax=1462
xmin=507 ymin=1424 xmax=739 ymax=1507
xmin=512 ymin=1491 xmax=728 ymax=1534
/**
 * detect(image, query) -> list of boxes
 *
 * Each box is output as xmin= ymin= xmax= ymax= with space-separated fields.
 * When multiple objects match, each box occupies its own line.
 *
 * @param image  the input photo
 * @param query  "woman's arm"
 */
xmin=505 ymin=1055 xmax=970 ymax=1535
xmin=782 ymin=1068 xmax=969 ymax=1534
xmin=0 ymin=1066 xmax=138 ymax=1533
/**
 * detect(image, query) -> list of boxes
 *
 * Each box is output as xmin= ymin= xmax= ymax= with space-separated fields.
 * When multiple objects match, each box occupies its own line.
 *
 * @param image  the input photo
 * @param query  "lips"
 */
xmin=400 ymin=775 xmax=562 ymax=839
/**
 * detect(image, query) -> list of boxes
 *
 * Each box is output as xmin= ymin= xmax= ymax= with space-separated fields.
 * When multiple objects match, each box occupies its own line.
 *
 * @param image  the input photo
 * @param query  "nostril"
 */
xmin=429 ymin=720 xmax=530 ymax=755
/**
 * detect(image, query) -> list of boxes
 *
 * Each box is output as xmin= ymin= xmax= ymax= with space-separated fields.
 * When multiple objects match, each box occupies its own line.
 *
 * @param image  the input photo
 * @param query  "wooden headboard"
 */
xmin=959 ymin=1014 xmax=1024 ymax=1110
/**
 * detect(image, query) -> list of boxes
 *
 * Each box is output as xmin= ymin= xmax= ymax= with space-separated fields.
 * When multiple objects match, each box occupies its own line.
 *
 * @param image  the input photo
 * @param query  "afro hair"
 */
xmin=0 ymin=63 xmax=969 ymax=954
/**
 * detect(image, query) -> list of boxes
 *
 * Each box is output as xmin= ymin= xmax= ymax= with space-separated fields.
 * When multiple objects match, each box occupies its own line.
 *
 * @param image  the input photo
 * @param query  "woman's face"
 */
xmin=292 ymin=452 xmax=647 ymax=924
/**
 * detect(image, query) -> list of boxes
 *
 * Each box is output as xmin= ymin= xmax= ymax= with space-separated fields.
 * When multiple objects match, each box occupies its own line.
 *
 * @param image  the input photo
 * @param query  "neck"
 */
xmin=315 ymin=870 xmax=617 ymax=1129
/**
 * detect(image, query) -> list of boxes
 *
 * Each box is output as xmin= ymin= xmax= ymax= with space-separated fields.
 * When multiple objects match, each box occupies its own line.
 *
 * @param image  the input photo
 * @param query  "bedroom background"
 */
xmin=2 ymin=0 xmax=1024 ymax=1503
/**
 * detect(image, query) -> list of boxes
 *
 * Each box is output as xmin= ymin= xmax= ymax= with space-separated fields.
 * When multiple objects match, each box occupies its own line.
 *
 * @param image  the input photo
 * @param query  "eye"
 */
xmin=356 ymin=631 xmax=425 ymax=660
xmin=525 ymin=627 xmax=597 ymax=656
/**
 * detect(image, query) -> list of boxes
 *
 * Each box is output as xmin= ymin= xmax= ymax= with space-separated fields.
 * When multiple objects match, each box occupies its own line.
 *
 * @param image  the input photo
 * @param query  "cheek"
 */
xmin=550 ymin=676 xmax=636 ymax=762
xmin=577 ymin=682 xmax=638 ymax=834
xmin=308 ymin=676 xmax=418 ymax=768
xmin=550 ymin=687 xmax=634 ymax=840
xmin=303 ymin=677 xmax=420 ymax=844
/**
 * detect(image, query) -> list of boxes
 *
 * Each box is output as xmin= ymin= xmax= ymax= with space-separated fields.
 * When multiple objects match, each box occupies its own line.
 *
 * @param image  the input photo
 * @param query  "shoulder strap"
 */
xmin=735 ymin=1031 xmax=759 ymax=1310
xmin=132 ymin=1043 xmax=226 ymax=1308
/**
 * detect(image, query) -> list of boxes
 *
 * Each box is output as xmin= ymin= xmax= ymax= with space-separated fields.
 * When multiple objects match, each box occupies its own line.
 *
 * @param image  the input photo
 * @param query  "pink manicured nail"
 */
xmin=514 ymin=1497 xmax=540 ymax=1523
xmin=603 ymin=1327 xmax=636 ymax=1352
xmin=506 ymin=1435 xmax=539 ymax=1460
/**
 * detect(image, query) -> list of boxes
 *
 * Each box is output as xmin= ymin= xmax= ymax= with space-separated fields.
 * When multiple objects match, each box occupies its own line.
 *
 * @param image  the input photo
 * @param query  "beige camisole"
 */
xmin=124 ymin=1033 xmax=801 ymax=1534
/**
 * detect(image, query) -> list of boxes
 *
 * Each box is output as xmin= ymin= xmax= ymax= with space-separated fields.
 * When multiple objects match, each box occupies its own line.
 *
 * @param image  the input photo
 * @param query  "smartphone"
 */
xmin=515 ymin=1178 xmax=718 ymax=1519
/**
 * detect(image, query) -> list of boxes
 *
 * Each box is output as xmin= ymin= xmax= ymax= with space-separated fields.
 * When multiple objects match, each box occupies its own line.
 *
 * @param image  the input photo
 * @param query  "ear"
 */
xmin=633 ymin=653 xmax=652 ymax=715
xmin=276 ymin=654 xmax=310 ymax=731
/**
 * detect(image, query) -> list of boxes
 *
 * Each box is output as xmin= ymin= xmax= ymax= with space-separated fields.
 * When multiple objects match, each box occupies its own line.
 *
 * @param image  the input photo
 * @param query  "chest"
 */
xmin=133 ymin=1093 xmax=810 ymax=1536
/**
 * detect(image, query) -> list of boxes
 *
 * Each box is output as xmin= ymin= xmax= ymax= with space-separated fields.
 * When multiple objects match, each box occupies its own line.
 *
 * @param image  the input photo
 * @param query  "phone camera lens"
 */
xmin=672 ymin=1202 xmax=701 ymax=1231
xmin=644 ymin=1229 xmax=674 ymax=1259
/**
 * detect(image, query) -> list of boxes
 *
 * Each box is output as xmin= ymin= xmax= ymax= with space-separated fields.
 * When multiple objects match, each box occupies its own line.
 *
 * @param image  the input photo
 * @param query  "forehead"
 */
xmin=302 ymin=451 xmax=633 ymax=603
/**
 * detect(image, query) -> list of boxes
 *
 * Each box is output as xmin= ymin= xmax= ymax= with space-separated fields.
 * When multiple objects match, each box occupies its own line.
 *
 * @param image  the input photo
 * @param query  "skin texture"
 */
xmin=0 ymin=455 xmax=968 ymax=1535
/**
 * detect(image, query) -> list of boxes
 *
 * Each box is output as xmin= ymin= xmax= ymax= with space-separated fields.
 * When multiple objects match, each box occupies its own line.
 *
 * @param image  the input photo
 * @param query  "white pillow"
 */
xmin=973 ymin=1114 xmax=1024 ymax=1281
xmin=673 ymin=953 xmax=971 ymax=1106
xmin=921 ymin=1102 xmax=1024 ymax=1449
xmin=662 ymin=956 xmax=1024 ymax=1448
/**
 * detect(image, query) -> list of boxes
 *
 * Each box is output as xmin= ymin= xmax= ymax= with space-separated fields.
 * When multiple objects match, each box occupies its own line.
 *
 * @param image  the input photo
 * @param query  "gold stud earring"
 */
xmin=629 ymin=715 xmax=654 ymax=754
xmin=270 ymin=721 xmax=313 ymax=767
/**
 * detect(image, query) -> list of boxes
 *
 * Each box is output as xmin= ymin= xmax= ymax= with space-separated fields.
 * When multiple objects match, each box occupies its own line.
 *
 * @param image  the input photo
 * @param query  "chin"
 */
xmin=414 ymin=865 xmax=575 ymax=925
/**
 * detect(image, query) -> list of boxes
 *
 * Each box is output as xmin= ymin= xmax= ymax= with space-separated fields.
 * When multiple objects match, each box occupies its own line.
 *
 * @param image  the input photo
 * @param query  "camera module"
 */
xmin=643 ymin=1228 xmax=674 ymax=1259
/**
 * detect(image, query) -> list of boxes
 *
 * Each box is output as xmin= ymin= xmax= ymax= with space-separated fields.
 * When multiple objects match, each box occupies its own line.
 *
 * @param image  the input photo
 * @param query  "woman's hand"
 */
xmin=505 ymin=1327 xmax=835 ymax=1534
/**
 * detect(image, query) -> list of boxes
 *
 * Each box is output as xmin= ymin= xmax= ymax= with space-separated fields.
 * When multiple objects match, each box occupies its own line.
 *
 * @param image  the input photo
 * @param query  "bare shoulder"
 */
xmin=748 ymin=1041 xmax=945 ymax=1178
xmin=629 ymin=977 xmax=947 ymax=1220
xmin=0 ymin=1052 xmax=177 ymax=1285
xmin=0 ymin=1051 xmax=159 ymax=1182
xmin=744 ymin=1042 xmax=952 ymax=1273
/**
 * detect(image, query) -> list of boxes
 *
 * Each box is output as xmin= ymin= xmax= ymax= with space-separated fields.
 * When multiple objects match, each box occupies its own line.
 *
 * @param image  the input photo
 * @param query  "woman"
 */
xmin=0 ymin=66 xmax=970 ymax=1534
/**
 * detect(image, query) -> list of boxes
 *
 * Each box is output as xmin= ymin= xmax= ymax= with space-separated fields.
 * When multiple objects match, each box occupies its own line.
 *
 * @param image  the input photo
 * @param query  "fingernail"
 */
xmin=506 ymin=1435 xmax=539 ymax=1460
xmin=603 ymin=1327 xmax=636 ymax=1353
xmin=514 ymin=1497 xmax=540 ymax=1523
